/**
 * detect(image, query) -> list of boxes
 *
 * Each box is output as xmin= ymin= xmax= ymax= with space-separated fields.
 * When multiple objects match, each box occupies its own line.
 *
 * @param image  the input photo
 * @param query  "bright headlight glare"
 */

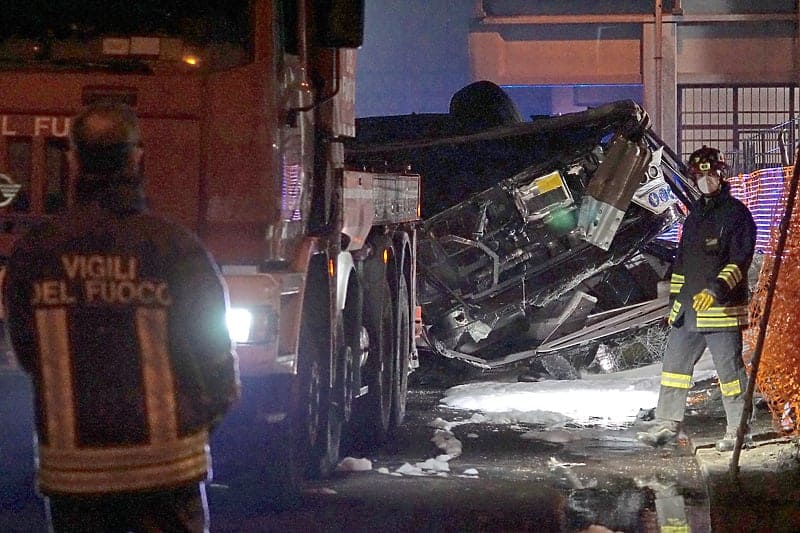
xmin=226 ymin=308 xmax=253 ymax=344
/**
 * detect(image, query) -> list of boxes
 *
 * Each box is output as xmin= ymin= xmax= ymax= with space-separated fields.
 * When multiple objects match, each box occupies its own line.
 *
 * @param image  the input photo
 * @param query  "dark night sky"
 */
xmin=353 ymin=1 xmax=642 ymax=119
xmin=356 ymin=0 xmax=474 ymax=117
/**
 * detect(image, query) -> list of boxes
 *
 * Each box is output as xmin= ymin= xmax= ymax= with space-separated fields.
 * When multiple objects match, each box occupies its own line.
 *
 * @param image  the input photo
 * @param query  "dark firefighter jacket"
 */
xmin=668 ymin=182 xmax=756 ymax=331
xmin=3 ymin=179 xmax=240 ymax=495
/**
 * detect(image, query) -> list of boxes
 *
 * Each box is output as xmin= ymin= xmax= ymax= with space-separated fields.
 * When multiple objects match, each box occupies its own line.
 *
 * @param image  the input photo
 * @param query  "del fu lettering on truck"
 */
xmin=31 ymin=255 xmax=172 ymax=307
xmin=1 ymin=115 xmax=71 ymax=137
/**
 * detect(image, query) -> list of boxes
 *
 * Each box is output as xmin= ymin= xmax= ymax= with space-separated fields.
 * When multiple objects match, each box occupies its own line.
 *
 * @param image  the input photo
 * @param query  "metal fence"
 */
xmin=678 ymin=85 xmax=799 ymax=175
xmin=735 ymin=118 xmax=799 ymax=175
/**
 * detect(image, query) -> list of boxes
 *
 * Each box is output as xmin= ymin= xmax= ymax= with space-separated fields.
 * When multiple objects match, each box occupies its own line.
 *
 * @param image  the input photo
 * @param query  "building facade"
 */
xmin=469 ymin=0 xmax=800 ymax=171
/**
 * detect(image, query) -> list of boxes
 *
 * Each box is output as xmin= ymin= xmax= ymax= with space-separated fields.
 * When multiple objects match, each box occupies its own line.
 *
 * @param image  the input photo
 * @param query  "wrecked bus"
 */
xmin=346 ymin=83 xmax=698 ymax=371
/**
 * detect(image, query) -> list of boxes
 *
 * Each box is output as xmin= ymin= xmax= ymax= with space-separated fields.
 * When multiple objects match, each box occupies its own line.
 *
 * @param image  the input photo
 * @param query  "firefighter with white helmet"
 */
xmin=637 ymin=145 xmax=757 ymax=451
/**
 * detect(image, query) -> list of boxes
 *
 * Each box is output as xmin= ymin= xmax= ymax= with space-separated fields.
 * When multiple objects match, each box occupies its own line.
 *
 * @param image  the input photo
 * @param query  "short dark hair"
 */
xmin=70 ymin=103 xmax=141 ymax=175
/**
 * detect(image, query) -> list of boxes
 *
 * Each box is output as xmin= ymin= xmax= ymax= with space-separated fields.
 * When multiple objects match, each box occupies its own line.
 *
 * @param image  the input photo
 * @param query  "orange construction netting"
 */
xmin=736 ymin=165 xmax=800 ymax=435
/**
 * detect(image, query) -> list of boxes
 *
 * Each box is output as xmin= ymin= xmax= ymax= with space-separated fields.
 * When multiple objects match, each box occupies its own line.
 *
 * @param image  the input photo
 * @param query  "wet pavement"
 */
xmin=692 ymin=426 xmax=800 ymax=531
xmin=3 ymin=362 xmax=800 ymax=532
xmin=0 ymin=370 xmax=46 ymax=532
xmin=659 ymin=375 xmax=800 ymax=532
xmin=207 ymin=370 xmax=715 ymax=532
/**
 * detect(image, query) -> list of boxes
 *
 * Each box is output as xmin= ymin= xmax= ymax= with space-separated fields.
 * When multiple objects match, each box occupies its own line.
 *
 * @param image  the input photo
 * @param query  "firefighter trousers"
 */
xmin=655 ymin=325 xmax=749 ymax=432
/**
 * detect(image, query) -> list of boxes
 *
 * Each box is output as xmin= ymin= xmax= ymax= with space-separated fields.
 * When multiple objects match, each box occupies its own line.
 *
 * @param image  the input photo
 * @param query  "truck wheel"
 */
xmin=295 ymin=277 xmax=341 ymax=479
xmin=337 ymin=281 xmax=362 ymax=426
xmin=357 ymin=278 xmax=394 ymax=446
xmin=335 ymin=319 xmax=357 ymax=425
xmin=390 ymin=275 xmax=410 ymax=431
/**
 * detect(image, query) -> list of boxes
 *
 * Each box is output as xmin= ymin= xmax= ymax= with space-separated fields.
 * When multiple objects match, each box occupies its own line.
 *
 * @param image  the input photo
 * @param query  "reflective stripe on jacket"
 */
xmin=37 ymin=431 xmax=210 ymax=494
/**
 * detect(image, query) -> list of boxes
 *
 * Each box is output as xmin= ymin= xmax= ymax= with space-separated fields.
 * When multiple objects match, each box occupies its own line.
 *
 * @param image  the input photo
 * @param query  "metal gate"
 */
xmin=678 ymin=85 xmax=799 ymax=174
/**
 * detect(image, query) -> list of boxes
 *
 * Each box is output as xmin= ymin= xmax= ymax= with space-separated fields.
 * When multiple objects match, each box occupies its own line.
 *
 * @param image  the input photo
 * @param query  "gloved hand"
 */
xmin=692 ymin=289 xmax=715 ymax=311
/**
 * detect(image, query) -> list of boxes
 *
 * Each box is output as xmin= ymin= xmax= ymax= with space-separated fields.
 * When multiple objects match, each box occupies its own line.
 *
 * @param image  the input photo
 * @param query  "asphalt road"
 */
xmin=207 ymin=364 xmax=711 ymax=532
xmin=2 ymin=364 xmax=713 ymax=533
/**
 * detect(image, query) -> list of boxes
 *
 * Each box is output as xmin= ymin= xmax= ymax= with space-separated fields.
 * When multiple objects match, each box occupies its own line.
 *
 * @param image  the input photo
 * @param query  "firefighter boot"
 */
xmin=715 ymin=428 xmax=753 ymax=452
xmin=636 ymin=419 xmax=680 ymax=447
xmin=718 ymin=388 xmax=752 ymax=452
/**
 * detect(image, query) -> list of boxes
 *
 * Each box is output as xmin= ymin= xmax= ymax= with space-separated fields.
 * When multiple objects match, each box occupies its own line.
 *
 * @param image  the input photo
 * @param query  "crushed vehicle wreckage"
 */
xmin=346 ymin=82 xmax=699 ymax=372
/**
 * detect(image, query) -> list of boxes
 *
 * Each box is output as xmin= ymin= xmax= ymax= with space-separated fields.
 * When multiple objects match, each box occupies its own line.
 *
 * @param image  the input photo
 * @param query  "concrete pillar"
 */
xmin=643 ymin=21 xmax=678 ymax=149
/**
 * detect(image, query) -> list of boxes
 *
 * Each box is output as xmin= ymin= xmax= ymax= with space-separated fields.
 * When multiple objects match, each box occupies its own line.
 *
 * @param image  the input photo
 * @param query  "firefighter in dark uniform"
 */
xmin=3 ymin=103 xmax=240 ymax=532
xmin=637 ymin=145 xmax=756 ymax=452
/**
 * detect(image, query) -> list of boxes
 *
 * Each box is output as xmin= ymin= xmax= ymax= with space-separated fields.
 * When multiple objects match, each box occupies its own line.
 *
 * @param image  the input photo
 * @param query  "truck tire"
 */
xmin=295 ymin=271 xmax=341 ymax=479
xmin=390 ymin=274 xmax=410 ymax=431
xmin=355 ymin=278 xmax=394 ymax=447
xmin=335 ymin=319 xmax=357 ymax=425
xmin=336 ymin=279 xmax=362 ymax=426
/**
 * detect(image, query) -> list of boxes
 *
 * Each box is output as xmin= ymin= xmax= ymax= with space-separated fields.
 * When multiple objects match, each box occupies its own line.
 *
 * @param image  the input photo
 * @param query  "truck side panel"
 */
xmin=201 ymin=62 xmax=280 ymax=265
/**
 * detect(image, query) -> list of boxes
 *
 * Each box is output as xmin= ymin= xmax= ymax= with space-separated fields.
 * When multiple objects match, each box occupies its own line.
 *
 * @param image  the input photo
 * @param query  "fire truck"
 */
xmin=0 ymin=0 xmax=417 ymax=501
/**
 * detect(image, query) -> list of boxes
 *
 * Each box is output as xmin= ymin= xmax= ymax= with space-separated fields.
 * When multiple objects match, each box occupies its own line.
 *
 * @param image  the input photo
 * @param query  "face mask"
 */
xmin=696 ymin=175 xmax=719 ymax=195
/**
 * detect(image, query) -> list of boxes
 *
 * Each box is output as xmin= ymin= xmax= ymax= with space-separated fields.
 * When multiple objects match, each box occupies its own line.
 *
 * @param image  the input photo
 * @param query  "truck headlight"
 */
xmin=226 ymin=306 xmax=276 ymax=345
xmin=227 ymin=308 xmax=253 ymax=344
